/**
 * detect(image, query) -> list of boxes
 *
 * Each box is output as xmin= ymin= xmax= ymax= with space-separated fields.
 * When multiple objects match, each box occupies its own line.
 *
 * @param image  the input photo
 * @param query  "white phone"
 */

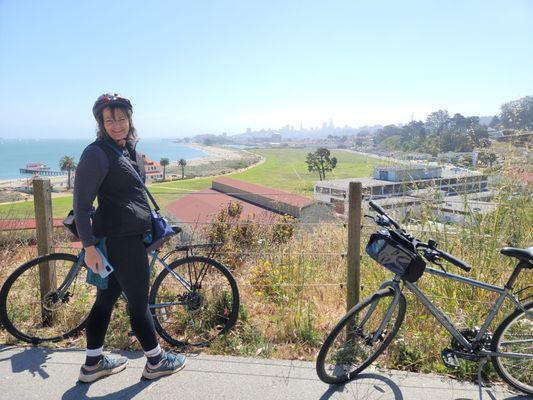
xmin=95 ymin=248 xmax=114 ymax=278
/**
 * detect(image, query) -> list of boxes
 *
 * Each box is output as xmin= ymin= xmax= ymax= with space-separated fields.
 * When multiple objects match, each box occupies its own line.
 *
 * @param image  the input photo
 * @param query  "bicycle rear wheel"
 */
xmin=149 ymin=256 xmax=239 ymax=347
xmin=0 ymin=253 xmax=94 ymax=343
xmin=491 ymin=302 xmax=533 ymax=395
xmin=316 ymin=287 xmax=406 ymax=384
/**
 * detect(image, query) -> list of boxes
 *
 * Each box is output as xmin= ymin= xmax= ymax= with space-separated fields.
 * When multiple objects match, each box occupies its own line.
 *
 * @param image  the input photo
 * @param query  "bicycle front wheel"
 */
xmin=316 ymin=287 xmax=406 ymax=384
xmin=0 ymin=253 xmax=94 ymax=343
xmin=491 ymin=301 xmax=533 ymax=395
xmin=150 ymin=256 xmax=239 ymax=347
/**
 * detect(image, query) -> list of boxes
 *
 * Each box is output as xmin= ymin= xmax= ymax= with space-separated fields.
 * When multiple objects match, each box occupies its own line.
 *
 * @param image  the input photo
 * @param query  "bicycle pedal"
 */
xmin=441 ymin=349 xmax=459 ymax=369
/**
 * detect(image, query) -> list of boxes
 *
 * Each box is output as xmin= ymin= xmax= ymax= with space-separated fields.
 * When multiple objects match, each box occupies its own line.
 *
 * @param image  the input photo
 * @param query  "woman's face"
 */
xmin=102 ymin=107 xmax=130 ymax=144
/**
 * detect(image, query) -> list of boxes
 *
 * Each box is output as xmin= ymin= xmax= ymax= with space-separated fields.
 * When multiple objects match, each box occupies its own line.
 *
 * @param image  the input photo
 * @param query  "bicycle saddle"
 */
xmin=500 ymin=246 xmax=533 ymax=266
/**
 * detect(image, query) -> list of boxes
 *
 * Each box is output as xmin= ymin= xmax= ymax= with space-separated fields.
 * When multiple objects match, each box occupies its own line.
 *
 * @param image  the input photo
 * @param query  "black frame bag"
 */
xmin=62 ymin=209 xmax=79 ymax=238
xmin=365 ymin=229 xmax=426 ymax=282
xmin=63 ymin=208 xmax=95 ymax=239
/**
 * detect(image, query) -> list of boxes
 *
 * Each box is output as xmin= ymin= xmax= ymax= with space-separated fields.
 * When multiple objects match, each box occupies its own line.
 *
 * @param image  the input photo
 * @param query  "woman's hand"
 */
xmin=84 ymin=245 xmax=103 ymax=274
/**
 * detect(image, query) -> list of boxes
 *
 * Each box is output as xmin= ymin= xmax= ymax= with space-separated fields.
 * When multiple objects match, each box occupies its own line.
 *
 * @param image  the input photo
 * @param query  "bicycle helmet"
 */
xmin=92 ymin=93 xmax=133 ymax=119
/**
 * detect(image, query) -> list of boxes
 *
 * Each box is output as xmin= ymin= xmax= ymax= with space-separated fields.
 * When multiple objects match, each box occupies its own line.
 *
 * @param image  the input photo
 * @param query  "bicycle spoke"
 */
xmin=150 ymin=256 xmax=239 ymax=347
xmin=492 ymin=303 xmax=533 ymax=395
xmin=1 ymin=254 xmax=94 ymax=343
xmin=317 ymin=289 xmax=405 ymax=384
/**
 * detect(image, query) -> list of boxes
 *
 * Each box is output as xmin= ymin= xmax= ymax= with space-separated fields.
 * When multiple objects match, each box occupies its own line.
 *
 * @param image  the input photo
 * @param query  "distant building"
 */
xmin=166 ymin=177 xmax=334 ymax=232
xmin=19 ymin=163 xmax=65 ymax=177
xmin=404 ymin=153 xmax=434 ymax=161
xmin=313 ymin=165 xmax=489 ymax=218
xmin=487 ymin=127 xmax=503 ymax=139
xmin=270 ymin=132 xmax=282 ymax=144
xmin=142 ymin=155 xmax=164 ymax=182
xmin=431 ymin=199 xmax=497 ymax=224
xmin=373 ymin=165 xmax=441 ymax=182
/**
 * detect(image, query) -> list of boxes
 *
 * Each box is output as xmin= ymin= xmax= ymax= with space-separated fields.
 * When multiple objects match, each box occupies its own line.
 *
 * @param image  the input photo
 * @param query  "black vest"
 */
xmin=91 ymin=139 xmax=152 ymax=238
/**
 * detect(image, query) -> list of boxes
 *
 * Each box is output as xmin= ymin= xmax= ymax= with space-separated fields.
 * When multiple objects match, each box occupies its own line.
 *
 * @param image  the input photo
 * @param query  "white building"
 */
xmin=142 ymin=156 xmax=164 ymax=182
xmin=313 ymin=165 xmax=492 ymax=223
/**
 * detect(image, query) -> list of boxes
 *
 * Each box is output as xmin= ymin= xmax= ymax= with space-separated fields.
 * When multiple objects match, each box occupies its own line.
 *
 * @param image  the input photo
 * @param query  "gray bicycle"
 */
xmin=0 ymin=226 xmax=240 ymax=348
xmin=316 ymin=201 xmax=532 ymax=396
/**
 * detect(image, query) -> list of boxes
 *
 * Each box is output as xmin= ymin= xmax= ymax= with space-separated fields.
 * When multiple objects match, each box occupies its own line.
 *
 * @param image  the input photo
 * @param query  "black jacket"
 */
xmin=73 ymin=138 xmax=152 ymax=247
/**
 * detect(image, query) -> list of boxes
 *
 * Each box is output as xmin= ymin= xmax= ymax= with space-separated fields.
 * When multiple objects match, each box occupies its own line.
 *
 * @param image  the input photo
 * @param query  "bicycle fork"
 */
xmin=365 ymin=281 xmax=403 ymax=345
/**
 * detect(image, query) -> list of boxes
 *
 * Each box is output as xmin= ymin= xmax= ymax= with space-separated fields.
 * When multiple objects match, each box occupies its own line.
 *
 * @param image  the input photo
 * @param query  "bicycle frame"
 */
xmin=146 ymin=250 xmax=195 ymax=314
xmin=148 ymin=250 xmax=192 ymax=292
xmin=53 ymin=248 xmax=194 ymax=309
xmin=380 ymin=265 xmax=532 ymax=360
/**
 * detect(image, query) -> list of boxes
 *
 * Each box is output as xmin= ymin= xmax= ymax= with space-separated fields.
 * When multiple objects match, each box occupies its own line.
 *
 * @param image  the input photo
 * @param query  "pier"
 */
xmin=19 ymin=168 xmax=66 ymax=176
xmin=19 ymin=163 xmax=66 ymax=177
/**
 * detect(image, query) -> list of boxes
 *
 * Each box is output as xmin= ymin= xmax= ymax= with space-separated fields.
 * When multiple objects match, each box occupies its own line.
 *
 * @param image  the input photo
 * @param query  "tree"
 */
xmin=499 ymin=95 xmax=533 ymax=130
xmin=305 ymin=148 xmax=337 ymax=181
xmin=425 ymin=110 xmax=450 ymax=134
xmin=400 ymin=121 xmax=427 ymax=150
xmin=478 ymin=151 xmax=498 ymax=167
xmin=59 ymin=156 xmax=77 ymax=190
xmin=489 ymin=116 xmax=500 ymax=128
xmin=178 ymin=158 xmax=187 ymax=179
xmin=373 ymin=125 xmax=403 ymax=145
xmin=438 ymin=113 xmax=486 ymax=152
xmin=160 ymin=158 xmax=169 ymax=181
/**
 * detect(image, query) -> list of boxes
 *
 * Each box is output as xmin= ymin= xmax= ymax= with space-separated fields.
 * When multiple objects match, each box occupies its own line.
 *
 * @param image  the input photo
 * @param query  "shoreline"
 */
xmin=0 ymin=175 xmax=68 ymax=190
xmin=0 ymin=144 xmax=253 ymax=190
xmin=176 ymin=143 xmax=248 ymax=167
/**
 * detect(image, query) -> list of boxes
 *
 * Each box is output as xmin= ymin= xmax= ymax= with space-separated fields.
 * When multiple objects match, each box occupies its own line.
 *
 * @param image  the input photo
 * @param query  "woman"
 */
xmin=74 ymin=93 xmax=186 ymax=383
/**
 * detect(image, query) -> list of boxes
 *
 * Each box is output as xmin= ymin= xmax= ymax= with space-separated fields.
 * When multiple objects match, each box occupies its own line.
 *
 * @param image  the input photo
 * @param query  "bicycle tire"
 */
xmin=491 ymin=301 xmax=533 ymax=395
xmin=316 ymin=287 xmax=406 ymax=384
xmin=0 ymin=253 xmax=93 ymax=343
xmin=149 ymin=256 xmax=239 ymax=347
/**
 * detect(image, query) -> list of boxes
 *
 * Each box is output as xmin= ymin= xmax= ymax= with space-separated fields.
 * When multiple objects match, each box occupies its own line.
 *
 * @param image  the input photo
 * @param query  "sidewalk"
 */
xmin=0 ymin=345 xmax=527 ymax=400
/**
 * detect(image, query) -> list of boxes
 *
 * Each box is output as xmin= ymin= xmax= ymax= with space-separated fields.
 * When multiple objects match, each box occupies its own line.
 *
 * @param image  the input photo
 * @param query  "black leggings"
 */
xmin=85 ymin=234 xmax=158 ymax=352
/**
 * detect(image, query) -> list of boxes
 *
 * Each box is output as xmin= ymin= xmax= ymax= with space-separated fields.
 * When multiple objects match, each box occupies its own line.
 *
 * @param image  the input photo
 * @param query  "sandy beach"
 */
xmin=0 ymin=144 xmax=254 ymax=191
xmin=0 ymin=175 xmax=68 ymax=190
xmin=176 ymin=143 xmax=250 ymax=167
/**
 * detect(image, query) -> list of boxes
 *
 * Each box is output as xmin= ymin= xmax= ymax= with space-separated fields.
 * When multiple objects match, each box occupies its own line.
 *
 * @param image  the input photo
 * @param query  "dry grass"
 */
xmin=0 ymin=185 xmax=531 ymax=384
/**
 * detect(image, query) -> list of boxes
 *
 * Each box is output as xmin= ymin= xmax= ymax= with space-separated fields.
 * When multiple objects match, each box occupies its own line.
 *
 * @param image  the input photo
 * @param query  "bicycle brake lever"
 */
xmin=433 ymin=258 xmax=447 ymax=273
xmin=375 ymin=215 xmax=391 ymax=227
xmin=424 ymin=250 xmax=447 ymax=273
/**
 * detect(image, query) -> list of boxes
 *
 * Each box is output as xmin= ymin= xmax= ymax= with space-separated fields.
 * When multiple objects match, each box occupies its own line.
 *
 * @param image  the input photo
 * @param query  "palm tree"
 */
xmin=178 ymin=158 xmax=187 ymax=179
xmin=160 ymin=158 xmax=169 ymax=181
xmin=59 ymin=156 xmax=77 ymax=190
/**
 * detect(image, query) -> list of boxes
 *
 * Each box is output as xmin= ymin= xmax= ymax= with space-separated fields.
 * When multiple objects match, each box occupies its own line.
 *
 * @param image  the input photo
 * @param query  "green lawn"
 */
xmin=0 ymin=195 xmax=74 ymax=221
xmin=0 ymin=148 xmax=382 ymax=219
xmin=231 ymin=148 xmax=383 ymax=195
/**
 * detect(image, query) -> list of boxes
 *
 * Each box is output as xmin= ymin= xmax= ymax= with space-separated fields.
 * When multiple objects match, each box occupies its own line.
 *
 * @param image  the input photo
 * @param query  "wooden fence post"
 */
xmin=33 ymin=178 xmax=56 ymax=324
xmin=346 ymin=181 xmax=362 ymax=311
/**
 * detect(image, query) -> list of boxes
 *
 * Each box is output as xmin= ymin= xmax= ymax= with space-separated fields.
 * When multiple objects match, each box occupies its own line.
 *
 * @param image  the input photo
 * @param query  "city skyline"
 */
xmin=1 ymin=1 xmax=532 ymax=139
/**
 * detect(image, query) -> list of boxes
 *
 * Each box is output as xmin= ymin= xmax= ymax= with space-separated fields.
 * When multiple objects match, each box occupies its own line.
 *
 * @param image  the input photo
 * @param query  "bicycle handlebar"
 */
xmin=368 ymin=201 xmax=401 ymax=229
xmin=368 ymin=200 xmax=471 ymax=273
xmin=437 ymin=249 xmax=472 ymax=272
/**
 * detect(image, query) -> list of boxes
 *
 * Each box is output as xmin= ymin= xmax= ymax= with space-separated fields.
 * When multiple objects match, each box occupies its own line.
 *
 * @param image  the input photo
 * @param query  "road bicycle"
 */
xmin=316 ymin=201 xmax=532 ymax=396
xmin=0 ymin=226 xmax=240 ymax=348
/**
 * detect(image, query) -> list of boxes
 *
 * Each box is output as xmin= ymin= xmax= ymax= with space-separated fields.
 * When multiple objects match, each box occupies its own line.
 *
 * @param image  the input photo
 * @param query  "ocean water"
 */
xmin=0 ymin=138 xmax=208 ymax=180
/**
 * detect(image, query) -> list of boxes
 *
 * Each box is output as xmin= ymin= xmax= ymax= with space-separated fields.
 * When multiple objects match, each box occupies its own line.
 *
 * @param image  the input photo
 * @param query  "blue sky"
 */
xmin=0 ymin=0 xmax=532 ymax=139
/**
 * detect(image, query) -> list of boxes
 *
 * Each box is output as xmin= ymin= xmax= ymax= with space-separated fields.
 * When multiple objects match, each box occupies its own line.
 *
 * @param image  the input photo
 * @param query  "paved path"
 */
xmin=0 ymin=345 xmax=527 ymax=400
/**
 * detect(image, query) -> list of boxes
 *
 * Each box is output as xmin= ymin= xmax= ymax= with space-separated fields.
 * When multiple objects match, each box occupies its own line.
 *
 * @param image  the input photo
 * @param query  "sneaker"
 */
xmin=78 ymin=355 xmax=128 ymax=383
xmin=142 ymin=350 xmax=186 ymax=380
